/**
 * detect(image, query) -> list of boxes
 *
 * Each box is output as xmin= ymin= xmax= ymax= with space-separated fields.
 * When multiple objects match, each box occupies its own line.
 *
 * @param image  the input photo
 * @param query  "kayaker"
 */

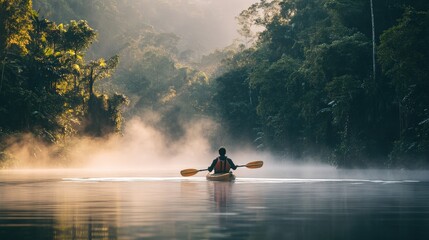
xmin=208 ymin=147 xmax=237 ymax=174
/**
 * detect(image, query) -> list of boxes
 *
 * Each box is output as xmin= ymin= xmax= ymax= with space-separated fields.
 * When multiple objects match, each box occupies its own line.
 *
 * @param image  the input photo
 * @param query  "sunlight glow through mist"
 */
xmin=3 ymin=116 xmax=337 ymax=178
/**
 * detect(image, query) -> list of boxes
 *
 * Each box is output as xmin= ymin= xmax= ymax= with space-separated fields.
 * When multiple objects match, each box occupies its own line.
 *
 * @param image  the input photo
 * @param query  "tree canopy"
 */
xmin=0 ymin=0 xmax=128 ymax=166
xmin=214 ymin=0 xmax=429 ymax=168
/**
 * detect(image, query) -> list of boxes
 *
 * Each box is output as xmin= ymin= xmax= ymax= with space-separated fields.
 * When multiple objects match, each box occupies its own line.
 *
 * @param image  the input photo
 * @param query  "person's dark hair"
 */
xmin=218 ymin=147 xmax=226 ymax=156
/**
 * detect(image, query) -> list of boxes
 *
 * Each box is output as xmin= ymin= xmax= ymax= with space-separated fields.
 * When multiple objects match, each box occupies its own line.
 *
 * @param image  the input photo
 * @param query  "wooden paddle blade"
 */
xmin=180 ymin=168 xmax=199 ymax=177
xmin=245 ymin=160 xmax=264 ymax=169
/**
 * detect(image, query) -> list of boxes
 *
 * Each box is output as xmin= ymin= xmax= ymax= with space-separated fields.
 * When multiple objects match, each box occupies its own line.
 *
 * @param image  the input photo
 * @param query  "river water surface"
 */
xmin=0 ymin=169 xmax=428 ymax=240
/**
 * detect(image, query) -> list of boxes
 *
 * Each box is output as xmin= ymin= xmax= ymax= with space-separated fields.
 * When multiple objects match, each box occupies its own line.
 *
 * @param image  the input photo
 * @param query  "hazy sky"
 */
xmin=138 ymin=0 xmax=259 ymax=54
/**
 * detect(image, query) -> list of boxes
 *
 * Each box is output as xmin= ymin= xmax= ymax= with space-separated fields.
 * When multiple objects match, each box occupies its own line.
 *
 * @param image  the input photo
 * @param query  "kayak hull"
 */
xmin=206 ymin=172 xmax=236 ymax=181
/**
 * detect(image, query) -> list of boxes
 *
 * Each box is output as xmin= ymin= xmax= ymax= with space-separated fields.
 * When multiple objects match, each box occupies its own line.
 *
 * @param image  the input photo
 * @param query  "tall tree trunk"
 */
xmin=370 ymin=0 xmax=376 ymax=81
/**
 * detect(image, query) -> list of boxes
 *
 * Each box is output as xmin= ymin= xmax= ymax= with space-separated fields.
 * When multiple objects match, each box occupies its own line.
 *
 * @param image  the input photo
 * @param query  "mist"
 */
xmin=136 ymin=0 xmax=259 ymax=54
xmin=4 ymin=118 xmax=210 ymax=171
xmin=2 ymin=116 xmax=251 ymax=171
xmin=5 ymin=116 xmax=428 ymax=182
xmin=3 ymin=114 xmax=337 ymax=178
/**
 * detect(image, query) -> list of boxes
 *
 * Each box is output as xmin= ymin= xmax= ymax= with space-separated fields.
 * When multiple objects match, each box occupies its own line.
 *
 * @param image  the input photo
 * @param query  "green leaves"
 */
xmin=63 ymin=20 xmax=96 ymax=54
xmin=214 ymin=0 xmax=428 ymax=167
xmin=0 ymin=1 xmax=126 ymax=151
xmin=378 ymin=9 xmax=429 ymax=165
xmin=0 ymin=0 xmax=33 ymax=56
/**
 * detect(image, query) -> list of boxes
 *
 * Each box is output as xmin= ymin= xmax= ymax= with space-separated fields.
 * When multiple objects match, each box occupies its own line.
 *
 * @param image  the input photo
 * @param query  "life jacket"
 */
xmin=214 ymin=157 xmax=231 ymax=173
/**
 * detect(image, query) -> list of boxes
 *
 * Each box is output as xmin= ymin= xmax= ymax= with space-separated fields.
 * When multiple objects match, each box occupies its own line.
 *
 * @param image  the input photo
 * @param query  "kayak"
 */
xmin=206 ymin=172 xmax=236 ymax=181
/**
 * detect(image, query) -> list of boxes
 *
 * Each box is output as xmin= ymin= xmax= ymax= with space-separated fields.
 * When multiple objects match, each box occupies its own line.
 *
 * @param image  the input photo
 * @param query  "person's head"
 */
xmin=218 ymin=147 xmax=226 ymax=156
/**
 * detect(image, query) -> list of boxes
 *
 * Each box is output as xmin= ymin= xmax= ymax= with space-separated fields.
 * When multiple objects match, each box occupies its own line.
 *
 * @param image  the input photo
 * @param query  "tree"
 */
xmin=1 ymin=1 xmax=128 ymax=167
xmin=84 ymin=55 xmax=124 ymax=137
xmin=378 ymin=9 xmax=429 ymax=167
xmin=0 ymin=0 xmax=33 ymax=57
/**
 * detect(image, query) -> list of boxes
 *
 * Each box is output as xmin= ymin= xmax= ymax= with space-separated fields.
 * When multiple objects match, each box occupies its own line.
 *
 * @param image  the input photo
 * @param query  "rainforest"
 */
xmin=0 ymin=0 xmax=428 ymax=169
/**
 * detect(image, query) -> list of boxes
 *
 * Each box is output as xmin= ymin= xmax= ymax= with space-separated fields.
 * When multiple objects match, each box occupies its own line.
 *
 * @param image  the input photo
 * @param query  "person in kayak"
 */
xmin=208 ymin=147 xmax=237 ymax=173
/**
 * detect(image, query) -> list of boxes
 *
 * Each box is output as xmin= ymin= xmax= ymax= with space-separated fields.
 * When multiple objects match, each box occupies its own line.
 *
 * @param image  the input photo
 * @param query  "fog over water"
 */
xmin=4 ymin=117 xmax=429 ymax=182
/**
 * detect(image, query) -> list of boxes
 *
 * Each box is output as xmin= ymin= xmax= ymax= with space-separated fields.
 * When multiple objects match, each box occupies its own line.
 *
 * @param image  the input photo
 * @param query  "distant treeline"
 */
xmin=1 ymin=0 xmax=428 ymax=168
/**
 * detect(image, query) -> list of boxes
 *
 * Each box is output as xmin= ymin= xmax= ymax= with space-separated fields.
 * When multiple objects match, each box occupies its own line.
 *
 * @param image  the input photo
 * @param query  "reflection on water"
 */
xmin=0 ymin=171 xmax=429 ymax=240
xmin=212 ymin=181 xmax=233 ymax=211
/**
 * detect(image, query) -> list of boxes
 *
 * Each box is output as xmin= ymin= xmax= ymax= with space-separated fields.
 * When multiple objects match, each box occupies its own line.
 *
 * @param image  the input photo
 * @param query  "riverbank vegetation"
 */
xmin=1 ymin=0 xmax=428 ymax=168
xmin=0 ymin=0 xmax=128 ymax=166
xmin=218 ymin=0 xmax=428 ymax=168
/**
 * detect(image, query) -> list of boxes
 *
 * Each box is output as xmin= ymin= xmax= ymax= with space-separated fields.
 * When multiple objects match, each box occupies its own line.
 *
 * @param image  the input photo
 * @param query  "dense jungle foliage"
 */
xmin=1 ymin=0 xmax=428 ymax=168
xmin=220 ymin=0 xmax=428 ymax=168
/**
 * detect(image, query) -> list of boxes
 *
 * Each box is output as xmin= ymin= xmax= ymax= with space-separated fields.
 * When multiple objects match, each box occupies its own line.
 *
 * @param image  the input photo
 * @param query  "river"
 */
xmin=0 ymin=168 xmax=428 ymax=240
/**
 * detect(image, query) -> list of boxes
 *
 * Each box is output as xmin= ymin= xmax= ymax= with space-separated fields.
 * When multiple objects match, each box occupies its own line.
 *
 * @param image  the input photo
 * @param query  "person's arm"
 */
xmin=208 ymin=159 xmax=217 ymax=172
xmin=227 ymin=158 xmax=237 ymax=170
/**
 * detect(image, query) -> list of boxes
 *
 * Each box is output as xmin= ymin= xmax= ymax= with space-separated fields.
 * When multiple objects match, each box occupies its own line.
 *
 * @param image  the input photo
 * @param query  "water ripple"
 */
xmin=61 ymin=177 xmax=420 ymax=184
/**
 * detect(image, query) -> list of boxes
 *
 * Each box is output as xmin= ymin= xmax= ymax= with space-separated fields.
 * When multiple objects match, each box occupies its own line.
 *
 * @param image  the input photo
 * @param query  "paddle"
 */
xmin=236 ymin=160 xmax=264 ymax=169
xmin=180 ymin=160 xmax=264 ymax=177
xmin=180 ymin=168 xmax=208 ymax=177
